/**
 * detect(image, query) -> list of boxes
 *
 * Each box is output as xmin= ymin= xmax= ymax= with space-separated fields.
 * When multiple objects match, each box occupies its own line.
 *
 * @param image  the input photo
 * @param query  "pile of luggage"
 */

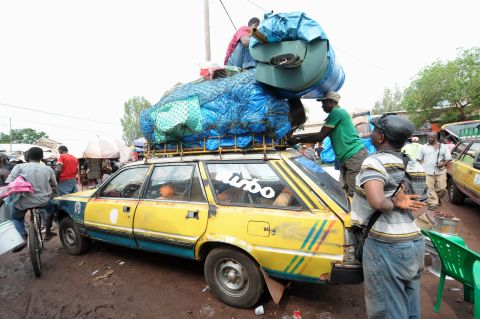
xmin=140 ymin=12 xmax=344 ymax=150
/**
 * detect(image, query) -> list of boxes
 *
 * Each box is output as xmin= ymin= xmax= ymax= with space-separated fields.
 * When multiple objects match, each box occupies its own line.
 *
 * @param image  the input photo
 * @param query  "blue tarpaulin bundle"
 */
xmin=321 ymin=137 xmax=377 ymax=164
xmin=139 ymin=70 xmax=291 ymax=150
xmin=250 ymin=12 xmax=345 ymax=99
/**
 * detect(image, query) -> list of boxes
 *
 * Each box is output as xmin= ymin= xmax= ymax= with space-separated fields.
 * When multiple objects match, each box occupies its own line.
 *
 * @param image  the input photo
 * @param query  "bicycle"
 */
xmin=27 ymin=207 xmax=43 ymax=278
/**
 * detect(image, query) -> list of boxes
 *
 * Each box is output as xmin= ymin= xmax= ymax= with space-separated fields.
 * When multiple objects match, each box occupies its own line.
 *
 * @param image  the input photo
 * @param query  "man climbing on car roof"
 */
xmin=291 ymin=91 xmax=368 ymax=196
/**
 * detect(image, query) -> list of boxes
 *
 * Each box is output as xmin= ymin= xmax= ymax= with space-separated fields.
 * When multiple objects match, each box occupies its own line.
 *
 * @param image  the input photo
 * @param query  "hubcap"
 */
xmin=64 ymin=228 xmax=76 ymax=246
xmin=215 ymin=259 xmax=248 ymax=297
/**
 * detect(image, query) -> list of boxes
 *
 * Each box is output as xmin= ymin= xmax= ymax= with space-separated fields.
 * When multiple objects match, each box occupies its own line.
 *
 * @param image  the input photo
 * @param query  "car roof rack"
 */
xmin=459 ymin=126 xmax=480 ymax=140
xmin=143 ymin=134 xmax=289 ymax=161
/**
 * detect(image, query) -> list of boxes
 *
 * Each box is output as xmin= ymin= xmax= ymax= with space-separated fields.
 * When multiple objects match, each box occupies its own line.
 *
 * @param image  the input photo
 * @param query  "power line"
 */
xmin=245 ymin=0 xmax=268 ymax=13
xmin=219 ymin=0 xmax=237 ymax=31
xmin=0 ymin=115 xmax=118 ymax=135
xmin=334 ymin=46 xmax=402 ymax=75
xmin=0 ymin=102 xmax=121 ymax=126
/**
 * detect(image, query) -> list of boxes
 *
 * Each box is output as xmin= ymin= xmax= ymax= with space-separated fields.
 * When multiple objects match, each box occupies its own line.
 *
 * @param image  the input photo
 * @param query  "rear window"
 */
xmin=292 ymin=157 xmax=350 ymax=212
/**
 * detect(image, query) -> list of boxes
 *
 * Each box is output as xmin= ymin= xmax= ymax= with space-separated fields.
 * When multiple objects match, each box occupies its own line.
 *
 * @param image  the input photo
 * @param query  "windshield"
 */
xmin=291 ymin=157 xmax=350 ymax=212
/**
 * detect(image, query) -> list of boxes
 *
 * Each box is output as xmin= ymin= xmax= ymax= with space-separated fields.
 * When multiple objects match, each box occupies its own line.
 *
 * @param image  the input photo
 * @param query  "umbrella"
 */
xmin=83 ymin=136 xmax=132 ymax=163
xmin=133 ymin=137 xmax=147 ymax=148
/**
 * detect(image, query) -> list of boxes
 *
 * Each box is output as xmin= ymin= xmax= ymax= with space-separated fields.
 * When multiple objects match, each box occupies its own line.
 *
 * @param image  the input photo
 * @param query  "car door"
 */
xmin=450 ymin=141 xmax=471 ymax=193
xmin=84 ymin=165 xmax=150 ymax=248
xmin=457 ymin=142 xmax=480 ymax=201
xmin=133 ymin=163 xmax=209 ymax=259
xmin=203 ymin=160 xmax=344 ymax=281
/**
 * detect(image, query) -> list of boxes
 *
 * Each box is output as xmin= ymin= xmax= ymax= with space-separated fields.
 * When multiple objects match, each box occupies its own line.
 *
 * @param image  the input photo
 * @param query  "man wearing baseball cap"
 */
xmin=352 ymin=113 xmax=426 ymax=318
xmin=293 ymin=91 xmax=368 ymax=196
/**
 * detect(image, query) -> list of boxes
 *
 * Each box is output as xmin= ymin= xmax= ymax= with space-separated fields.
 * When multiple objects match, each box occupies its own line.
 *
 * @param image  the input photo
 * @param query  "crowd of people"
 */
xmin=291 ymin=90 xmax=458 ymax=318
xmin=0 ymin=18 xmax=463 ymax=318
xmin=0 ymin=145 xmax=79 ymax=252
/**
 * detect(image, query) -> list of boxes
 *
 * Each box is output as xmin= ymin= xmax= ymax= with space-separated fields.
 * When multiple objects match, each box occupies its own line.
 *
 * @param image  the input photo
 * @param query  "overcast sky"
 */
xmin=0 ymin=0 xmax=478 ymax=154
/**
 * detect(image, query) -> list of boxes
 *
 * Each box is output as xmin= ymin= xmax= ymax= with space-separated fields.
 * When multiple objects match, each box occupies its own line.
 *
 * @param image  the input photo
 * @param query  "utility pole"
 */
xmin=9 ymin=117 xmax=12 ymax=154
xmin=204 ymin=0 xmax=211 ymax=62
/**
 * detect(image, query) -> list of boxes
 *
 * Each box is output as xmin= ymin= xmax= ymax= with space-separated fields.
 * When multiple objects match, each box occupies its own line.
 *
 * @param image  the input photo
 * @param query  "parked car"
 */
xmin=54 ymin=149 xmax=361 ymax=308
xmin=447 ymin=131 xmax=480 ymax=206
xmin=440 ymin=119 xmax=480 ymax=144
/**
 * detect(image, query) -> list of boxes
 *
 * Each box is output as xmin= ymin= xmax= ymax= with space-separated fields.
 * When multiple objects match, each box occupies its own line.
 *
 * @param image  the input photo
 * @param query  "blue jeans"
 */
xmin=363 ymin=237 xmax=424 ymax=319
xmin=13 ymin=201 xmax=55 ymax=236
xmin=58 ymin=178 xmax=78 ymax=196
xmin=12 ymin=207 xmax=28 ymax=237
xmin=227 ymin=42 xmax=256 ymax=69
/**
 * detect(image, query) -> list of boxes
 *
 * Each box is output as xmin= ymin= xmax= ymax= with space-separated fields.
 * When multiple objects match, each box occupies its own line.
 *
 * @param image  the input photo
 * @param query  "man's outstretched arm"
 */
xmin=288 ymin=126 xmax=333 ymax=145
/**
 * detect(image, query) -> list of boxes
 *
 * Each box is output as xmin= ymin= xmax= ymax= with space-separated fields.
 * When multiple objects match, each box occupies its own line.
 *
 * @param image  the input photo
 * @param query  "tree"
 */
xmin=120 ymin=96 xmax=151 ymax=145
xmin=0 ymin=128 xmax=48 ymax=144
xmin=403 ymin=47 xmax=480 ymax=127
xmin=372 ymin=85 xmax=404 ymax=115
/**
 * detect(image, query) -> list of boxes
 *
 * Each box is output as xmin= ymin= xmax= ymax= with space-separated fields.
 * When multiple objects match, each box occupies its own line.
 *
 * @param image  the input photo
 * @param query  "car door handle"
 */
xmin=186 ymin=210 xmax=199 ymax=219
xmin=123 ymin=206 xmax=131 ymax=213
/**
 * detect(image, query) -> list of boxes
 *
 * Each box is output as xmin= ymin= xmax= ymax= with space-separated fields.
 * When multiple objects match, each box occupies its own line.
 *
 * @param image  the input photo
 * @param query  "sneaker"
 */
xmin=12 ymin=237 xmax=27 ymax=253
xmin=44 ymin=231 xmax=57 ymax=241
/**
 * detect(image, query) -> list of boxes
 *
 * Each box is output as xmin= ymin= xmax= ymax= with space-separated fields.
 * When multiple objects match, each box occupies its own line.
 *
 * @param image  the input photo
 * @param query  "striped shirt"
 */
xmin=351 ymin=152 xmax=426 ymax=243
xmin=417 ymin=143 xmax=452 ymax=175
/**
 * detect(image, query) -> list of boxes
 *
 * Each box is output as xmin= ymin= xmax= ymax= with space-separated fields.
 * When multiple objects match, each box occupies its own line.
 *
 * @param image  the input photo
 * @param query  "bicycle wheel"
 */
xmin=28 ymin=220 xmax=42 ymax=278
xmin=33 ymin=210 xmax=43 ymax=250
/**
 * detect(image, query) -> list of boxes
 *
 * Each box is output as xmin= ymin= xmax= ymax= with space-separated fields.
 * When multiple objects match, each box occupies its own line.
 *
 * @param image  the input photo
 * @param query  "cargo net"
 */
xmin=140 ymin=70 xmax=292 ymax=152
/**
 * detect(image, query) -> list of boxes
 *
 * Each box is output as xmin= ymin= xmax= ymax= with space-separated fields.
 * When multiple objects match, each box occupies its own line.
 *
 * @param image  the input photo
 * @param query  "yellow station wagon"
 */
xmin=447 ymin=129 xmax=480 ymax=206
xmin=55 ymin=149 xmax=361 ymax=308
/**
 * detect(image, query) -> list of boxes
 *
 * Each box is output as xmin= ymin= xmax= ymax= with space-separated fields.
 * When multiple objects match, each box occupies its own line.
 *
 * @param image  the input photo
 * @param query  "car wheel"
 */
xmin=204 ymin=248 xmax=264 ymax=308
xmin=59 ymin=217 xmax=91 ymax=255
xmin=448 ymin=179 xmax=465 ymax=205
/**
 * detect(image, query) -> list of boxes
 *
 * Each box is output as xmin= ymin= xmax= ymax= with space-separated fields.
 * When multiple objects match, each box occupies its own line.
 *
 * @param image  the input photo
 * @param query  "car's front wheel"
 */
xmin=59 ymin=217 xmax=91 ymax=255
xmin=448 ymin=179 xmax=465 ymax=205
xmin=204 ymin=248 xmax=264 ymax=308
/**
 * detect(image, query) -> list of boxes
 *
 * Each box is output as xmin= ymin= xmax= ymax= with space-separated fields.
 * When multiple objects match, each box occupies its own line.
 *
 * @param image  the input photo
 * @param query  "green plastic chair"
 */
xmin=421 ymin=229 xmax=480 ymax=317
xmin=474 ymin=260 xmax=480 ymax=318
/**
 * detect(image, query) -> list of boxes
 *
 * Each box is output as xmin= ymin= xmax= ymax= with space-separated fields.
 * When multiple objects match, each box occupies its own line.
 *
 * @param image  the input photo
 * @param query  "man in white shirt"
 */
xmin=417 ymin=132 xmax=452 ymax=210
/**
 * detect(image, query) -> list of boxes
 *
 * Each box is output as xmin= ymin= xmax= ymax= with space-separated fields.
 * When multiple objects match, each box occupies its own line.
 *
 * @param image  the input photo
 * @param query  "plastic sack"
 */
xmin=250 ymin=12 xmax=345 ymax=99
xmin=140 ymin=70 xmax=291 ymax=150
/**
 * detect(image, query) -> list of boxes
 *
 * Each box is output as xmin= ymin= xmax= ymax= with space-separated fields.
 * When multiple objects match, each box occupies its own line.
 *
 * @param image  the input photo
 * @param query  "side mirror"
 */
xmin=473 ymin=162 xmax=480 ymax=170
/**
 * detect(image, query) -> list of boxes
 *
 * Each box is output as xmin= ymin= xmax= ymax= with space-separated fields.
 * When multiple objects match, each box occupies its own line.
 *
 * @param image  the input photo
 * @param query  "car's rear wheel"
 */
xmin=448 ymin=179 xmax=465 ymax=205
xmin=59 ymin=217 xmax=91 ymax=255
xmin=204 ymin=248 xmax=264 ymax=308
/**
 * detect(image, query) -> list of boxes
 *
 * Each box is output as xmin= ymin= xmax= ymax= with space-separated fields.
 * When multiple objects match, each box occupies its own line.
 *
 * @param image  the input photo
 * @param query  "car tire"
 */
xmin=59 ymin=217 xmax=91 ymax=255
xmin=204 ymin=248 xmax=264 ymax=308
xmin=448 ymin=179 xmax=465 ymax=205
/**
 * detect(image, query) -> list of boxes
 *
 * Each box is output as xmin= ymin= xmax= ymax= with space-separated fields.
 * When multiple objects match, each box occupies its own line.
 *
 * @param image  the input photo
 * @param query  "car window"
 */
xmin=99 ymin=167 xmax=149 ymax=198
xmin=451 ymin=141 xmax=470 ymax=160
xmin=292 ymin=157 xmax=350 ymax=212
xmin=144 ymin=165 xmax=205 ymax=202
xmin=459 ymin=142 xmax=480 ymax=166
xmin=206 ymin=163 xmax=302 ymax=208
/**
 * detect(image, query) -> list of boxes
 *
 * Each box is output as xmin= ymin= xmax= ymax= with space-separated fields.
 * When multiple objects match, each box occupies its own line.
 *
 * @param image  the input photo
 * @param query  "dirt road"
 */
xmin=0 ymin=199 xmax=477 ymax=319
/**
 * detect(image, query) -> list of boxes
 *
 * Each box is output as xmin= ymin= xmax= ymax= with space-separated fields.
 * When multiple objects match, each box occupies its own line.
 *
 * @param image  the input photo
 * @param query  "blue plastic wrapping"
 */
xmin=140 ymin=70 xmax=291 ymax=150
xmin=251 ymin=12 xmax=345 ymax=99
xmin=321 ymin=137 xmax=377 ymax=164
xmin=250 ymin=11 xmax=328 ymax=47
